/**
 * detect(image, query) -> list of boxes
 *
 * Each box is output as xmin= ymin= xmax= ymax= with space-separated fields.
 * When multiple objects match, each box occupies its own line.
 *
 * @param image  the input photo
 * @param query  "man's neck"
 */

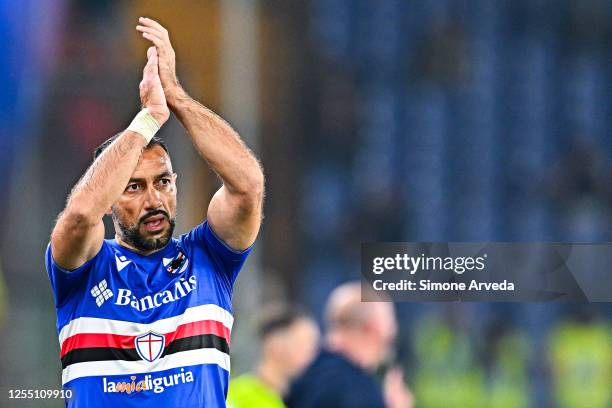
xmin=326 ymin=332 xmax=373 ymax=371
xmin=256 ymin=359 xmax=287 ymax=395
xmin=115 ymin=234 xmax=164 ymax=256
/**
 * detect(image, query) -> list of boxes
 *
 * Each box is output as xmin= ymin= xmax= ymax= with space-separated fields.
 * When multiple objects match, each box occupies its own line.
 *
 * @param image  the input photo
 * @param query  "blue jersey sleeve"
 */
xmin=180 ymin=220 xmax=253 ymax=288
xmin=45 ymin=242 xmax=107 ymax=308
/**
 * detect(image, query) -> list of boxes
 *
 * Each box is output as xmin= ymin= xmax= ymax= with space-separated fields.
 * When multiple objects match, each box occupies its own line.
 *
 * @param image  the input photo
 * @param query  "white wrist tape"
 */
xmin=127 ymin=108 xmax=160 ymax=143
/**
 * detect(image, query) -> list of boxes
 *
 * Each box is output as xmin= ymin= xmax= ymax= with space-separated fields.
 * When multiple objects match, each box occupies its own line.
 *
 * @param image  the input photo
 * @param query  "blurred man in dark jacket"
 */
xmin=285 ymin=282 xmax=413 ymax=408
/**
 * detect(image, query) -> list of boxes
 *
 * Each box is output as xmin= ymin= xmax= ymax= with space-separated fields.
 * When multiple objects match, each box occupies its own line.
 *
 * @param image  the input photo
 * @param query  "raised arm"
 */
xmin=137 ymin=18 xmax=264 ymax=251
xmin=51 ymin=47 xmax=170 ymax=270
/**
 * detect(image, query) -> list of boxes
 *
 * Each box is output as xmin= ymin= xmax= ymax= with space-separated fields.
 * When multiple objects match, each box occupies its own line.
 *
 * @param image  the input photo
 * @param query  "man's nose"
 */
xmin=144 ymin=185 xmax=162 ymax=208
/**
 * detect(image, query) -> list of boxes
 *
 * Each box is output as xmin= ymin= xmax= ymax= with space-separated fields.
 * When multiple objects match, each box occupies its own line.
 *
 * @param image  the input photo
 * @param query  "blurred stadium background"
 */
xmin=1 ymin=0 xmax=611 ymax=407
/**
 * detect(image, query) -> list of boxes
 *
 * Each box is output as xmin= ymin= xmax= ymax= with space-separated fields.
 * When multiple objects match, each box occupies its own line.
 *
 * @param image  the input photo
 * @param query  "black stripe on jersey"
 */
xmin=61 ymin=334 xmax=229 ymax=369
xmin=161 ymin=333 xmax=229 ymax=358
xmin=61 ymin=347 xmax=140 ymax=369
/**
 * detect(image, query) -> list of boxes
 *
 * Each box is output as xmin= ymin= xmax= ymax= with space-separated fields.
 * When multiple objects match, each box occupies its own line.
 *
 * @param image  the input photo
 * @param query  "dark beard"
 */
xmin=115 ymin=210 xmax=176 ymax=252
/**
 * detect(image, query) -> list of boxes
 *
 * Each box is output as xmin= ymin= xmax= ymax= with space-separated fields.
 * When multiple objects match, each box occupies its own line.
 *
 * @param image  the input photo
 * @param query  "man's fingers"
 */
xmin=137 ymin=24 xmax=169 ymax=54
xmin=141 ymin=30 xmax=164 ymax=45
xmin=136 ymin=25 xmax=166 ymax=41
xmin=145 ymin=50 xmax=156 ymax=70
xmin=138 ymin=17 xmax=168 ymax=37
xmin=139 ymin=17 xmax=168 ymax=35
xmin=143 ymin=48 xmax=159 ymax=77
xmin=149 ymin=49 xmax=159 ymax=73
xmin=142 ymin=32 xmax=165 ymax=50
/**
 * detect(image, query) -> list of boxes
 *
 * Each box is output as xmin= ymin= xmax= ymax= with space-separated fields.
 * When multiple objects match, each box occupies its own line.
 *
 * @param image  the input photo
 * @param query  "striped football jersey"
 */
xmin=45 ymin=221 xmax=252 ymax=407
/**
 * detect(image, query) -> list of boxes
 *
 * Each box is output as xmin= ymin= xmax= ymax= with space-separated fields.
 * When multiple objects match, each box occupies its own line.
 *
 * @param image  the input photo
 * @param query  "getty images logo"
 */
xmin=90 ymin=276 xmax=197 ymax=311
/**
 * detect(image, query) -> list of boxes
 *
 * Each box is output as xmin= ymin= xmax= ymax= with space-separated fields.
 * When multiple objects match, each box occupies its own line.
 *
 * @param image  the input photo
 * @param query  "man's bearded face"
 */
xmin=111 ymin=145 xmax=178 ymax=252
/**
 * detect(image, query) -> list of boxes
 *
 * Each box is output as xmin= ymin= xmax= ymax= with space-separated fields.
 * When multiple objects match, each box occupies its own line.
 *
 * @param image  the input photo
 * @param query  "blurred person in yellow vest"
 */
xmin=549 ymin=307 xmax=612 ymax=408
xmin=412 ymin=314 xmax=488 ymax=407
xmin=413 ymin=313 xmax=533 ymax=408
xmin=228 ymin=304 xmax=320 ymax=408
xmin=487 ymin=320 xmax=531 ymax=408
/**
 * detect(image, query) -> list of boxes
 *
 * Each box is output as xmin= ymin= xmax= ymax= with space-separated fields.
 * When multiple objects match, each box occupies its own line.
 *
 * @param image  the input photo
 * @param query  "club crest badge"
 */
xmin=163 ymin=250 xmax=189 ymax=275
xmin=135 ymin=331 xmax=165 ymax=362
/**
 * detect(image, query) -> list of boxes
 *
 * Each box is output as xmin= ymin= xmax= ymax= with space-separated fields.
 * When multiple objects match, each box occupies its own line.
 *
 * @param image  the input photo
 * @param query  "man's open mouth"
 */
xmin=142 ymin=214 xmax=166 ymax=231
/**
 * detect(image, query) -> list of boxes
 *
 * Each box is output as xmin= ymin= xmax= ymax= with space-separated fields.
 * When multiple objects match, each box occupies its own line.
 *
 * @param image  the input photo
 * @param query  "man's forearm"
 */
xmin=167 ymin=86 xmax=263 ymax=195
xmin=65 ymin=131 xmax=147 ymax=222
xmin=138 ymin=18 xmax=262 ymax=249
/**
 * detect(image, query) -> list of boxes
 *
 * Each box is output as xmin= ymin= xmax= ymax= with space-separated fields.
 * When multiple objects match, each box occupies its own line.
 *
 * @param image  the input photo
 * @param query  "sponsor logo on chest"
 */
xmin=91 ymin=275 xmax=197 ymax=311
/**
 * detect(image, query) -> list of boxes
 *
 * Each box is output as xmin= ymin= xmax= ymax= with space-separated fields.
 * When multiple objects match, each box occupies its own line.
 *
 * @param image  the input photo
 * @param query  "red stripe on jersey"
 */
xmin=164 ymin=320 xmax=231 ymax=347
xmin=60 ymin=319 xmax=230 ymax=358
xmin=61 ymin=332 xmax=134 ymax=357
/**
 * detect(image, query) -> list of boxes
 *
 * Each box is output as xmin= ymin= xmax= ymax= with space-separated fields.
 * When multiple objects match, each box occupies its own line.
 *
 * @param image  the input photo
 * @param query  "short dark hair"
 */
xmin=256 ymin=304 xmax=310 ymax=340
xmin=93 ymin=132 xmax=170 ymax=160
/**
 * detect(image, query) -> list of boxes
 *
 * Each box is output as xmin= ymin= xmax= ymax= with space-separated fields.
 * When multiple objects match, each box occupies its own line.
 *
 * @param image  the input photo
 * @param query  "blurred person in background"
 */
xmin=45 ymin=18 xmax=264 ymax=407
xmin=549 ymin=306 xmax=612 ymax=408
xmin=285 ymin=282 xmax=413 ymax=408
xmin=228 ymin=305 xmax=320 ymax=408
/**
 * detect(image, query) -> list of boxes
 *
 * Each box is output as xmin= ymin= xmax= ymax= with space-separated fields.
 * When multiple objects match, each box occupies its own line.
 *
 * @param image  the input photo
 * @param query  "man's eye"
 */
xmin=160 ymin=178 xmax=171 ymax=185
xmin=126 ymin=184 xmax=140 ymax=191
